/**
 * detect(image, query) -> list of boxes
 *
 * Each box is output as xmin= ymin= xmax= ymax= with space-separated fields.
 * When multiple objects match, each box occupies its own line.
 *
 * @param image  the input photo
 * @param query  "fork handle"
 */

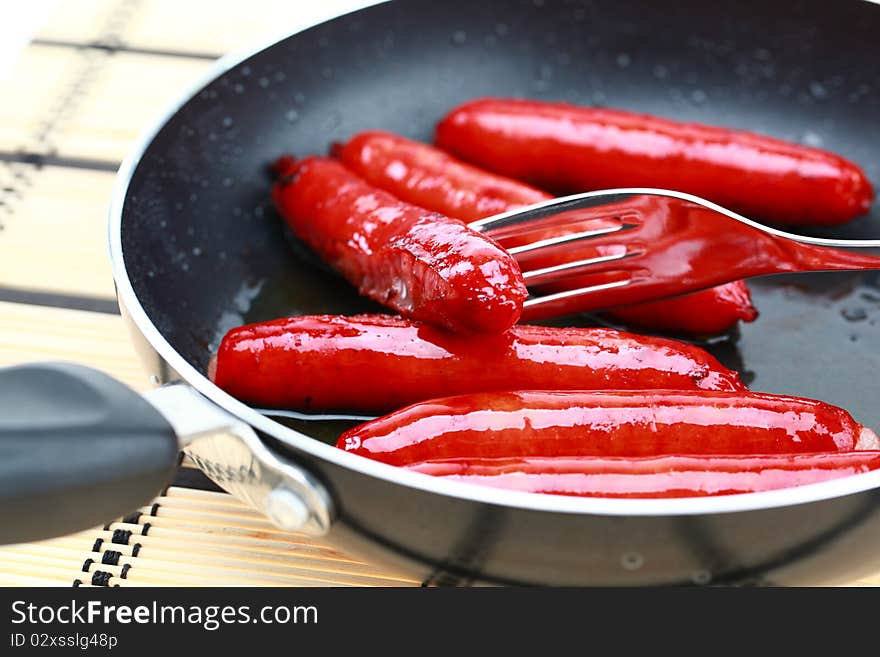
xmin=774 ymin=238 xmax=880 ymax=273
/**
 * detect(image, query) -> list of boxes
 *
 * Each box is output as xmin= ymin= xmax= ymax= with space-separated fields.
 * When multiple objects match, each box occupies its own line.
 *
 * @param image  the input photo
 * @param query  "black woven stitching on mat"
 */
xmin=0 ymin=161 xmax=35 ymax=232
xmin=131 ymin=543 xmax=141 ymax=557
xmin=120 ymin=563 xmax=132 ymax=579
xmin=0 ymin=150 xmax=120 ymax=172
xmin=72 ymin=579 xmax=82 ymax=587
xmin=91 ymin=571 xmax=112 ymax=587
xmin=121 ymin=511 xmax=142 ymax=524
xmin=141 ymin=523 xmax=152 ymax=536
xmin=92 ymin=538 xmax=104 ymax=552
xmin=81 ymin=558 xmax=93 ymax=573
xmin=111 ymin=529 xmax=132 ymax=545
xmin=101 ymin=550 xmax=122 ymax=566
xmin=32 ymin=37 xmax=221 ymax=61
xmin=150 ymin=503 xmax=160 ymax=517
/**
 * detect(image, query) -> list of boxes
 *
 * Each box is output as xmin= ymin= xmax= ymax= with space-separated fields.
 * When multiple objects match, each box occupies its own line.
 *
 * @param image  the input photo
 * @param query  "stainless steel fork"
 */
xmin=468 ymin=188 xmax=880 ymax=321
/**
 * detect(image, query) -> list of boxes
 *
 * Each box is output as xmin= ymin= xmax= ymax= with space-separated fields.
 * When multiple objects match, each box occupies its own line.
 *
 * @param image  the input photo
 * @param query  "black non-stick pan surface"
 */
xmin=119 ymin=0 xmax=880 ymax=584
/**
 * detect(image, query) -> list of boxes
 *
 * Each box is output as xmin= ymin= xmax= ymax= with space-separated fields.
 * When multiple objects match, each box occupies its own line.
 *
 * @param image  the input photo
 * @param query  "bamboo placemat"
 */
xmin=0 ymin=0 xmax=423 ymax=588
xmin=0 ymin=0 xmax=877 ymax=587
xmin=0 ymin=486 xmax=419 ymax=587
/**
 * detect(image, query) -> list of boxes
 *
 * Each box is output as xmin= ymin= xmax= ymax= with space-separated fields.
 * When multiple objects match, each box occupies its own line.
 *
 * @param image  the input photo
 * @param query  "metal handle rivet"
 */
xmin=264 ymin=487 xmax=310 ymax=531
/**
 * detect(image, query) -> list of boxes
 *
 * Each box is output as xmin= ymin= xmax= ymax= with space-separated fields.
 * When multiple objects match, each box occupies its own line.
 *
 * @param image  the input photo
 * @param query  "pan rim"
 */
xmin=108 ymin=0 xmax=880 ymax=519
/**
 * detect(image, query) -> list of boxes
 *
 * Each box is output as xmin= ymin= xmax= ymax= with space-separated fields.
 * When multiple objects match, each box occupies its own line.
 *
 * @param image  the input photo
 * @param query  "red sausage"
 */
xmin=210 ymin=314 xmax=746 ymax=412
xmin=272 ymin=156 xmax=527 ymax=334
xmin=603 ymin=281 xmax=757 ymax=336
xmin=405 ymin=452 xmax=880 ymax=498
xmin=332 ymin=130 xmax=548 ymax=222
xmin=338 ymin=390 xmax=880 ymax=465
xmin=435 ymin=98 xmax=873 ymax=225
xmin=334 ymin=131 xmax=757 ymax=334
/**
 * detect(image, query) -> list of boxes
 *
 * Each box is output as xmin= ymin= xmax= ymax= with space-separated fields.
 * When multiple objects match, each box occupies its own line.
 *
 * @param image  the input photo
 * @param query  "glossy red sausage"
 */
xmin=209 ymin=314 xmax=745 ymax=412
xmin=334 ymin=131 xmax=757 ymax=334
xmin=332 ymin=130 xmax=548 ymax=222
xmin=435 ymin=98 xmax=874 ymax=225
xmin=406 ymin=452 xmax=880 ymax=498
xmin=272 ymin=156 xmax=527 ymax=334
xmin=338 ymin=390 xmax=880 ymax=465
xmin=602 ymin=281 xmax=757 ymax=336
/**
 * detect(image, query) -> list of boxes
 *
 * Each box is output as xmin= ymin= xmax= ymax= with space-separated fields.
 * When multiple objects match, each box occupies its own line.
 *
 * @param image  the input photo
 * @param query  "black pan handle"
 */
xmin=0 ymin=362 xmax=179 ymax=545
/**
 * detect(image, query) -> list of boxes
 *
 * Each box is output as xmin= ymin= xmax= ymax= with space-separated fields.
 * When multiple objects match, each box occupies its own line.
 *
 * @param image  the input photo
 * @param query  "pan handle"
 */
xmin=144 ymin=383 xmax=335 ymax=537
xmin=0 ymin=362 xmax=179 ymax=545
xmin=0 ymin=362 xmax=334 ymax=545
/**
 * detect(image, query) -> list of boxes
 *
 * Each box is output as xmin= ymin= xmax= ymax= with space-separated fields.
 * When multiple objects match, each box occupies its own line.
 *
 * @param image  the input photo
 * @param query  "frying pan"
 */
xmin=3 ymin=0 xmax=880 ymax=586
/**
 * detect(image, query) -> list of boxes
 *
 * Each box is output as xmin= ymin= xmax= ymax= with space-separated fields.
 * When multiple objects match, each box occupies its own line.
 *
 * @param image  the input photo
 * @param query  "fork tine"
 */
xmin=468 ymin=191 xmax=638 ymax=231
xmin=523 ymin=277 xmax=634 ymax=309
xmin=505 ymin=223 xmax=637 ymax=256
xmin=520 ymin=250 xmax=642 ymax=285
